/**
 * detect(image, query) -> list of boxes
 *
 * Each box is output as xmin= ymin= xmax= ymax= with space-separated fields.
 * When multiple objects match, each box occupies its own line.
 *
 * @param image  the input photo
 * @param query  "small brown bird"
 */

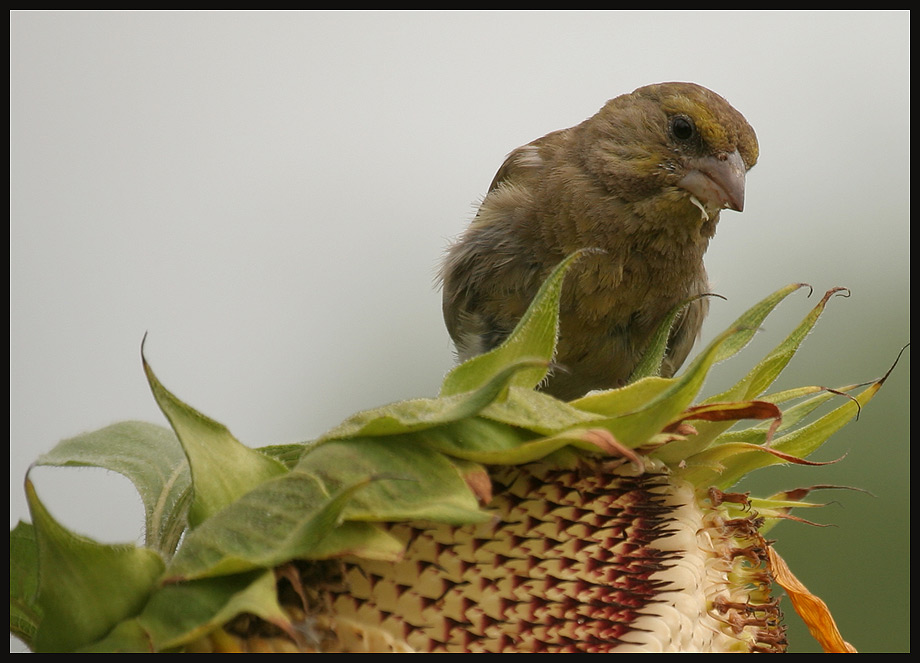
xmin=441 ymin=82 xmax=758 ymax=400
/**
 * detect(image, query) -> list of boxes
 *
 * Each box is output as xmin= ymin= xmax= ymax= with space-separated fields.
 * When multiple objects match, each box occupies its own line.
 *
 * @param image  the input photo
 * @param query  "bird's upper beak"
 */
xmin=678 ymin=149 xmax=747 ymax=213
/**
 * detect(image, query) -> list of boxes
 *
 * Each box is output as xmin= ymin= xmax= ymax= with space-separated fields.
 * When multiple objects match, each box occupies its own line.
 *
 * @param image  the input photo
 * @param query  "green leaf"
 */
xmin=33 ymin=421 xmax=191 ymax=556
xmin=78 ymin=618 xmax=153 ymax=653
xmin=83 ymin=570 xmax=291 ymax=652
xmin=26 ymin=480 xmax=165 ymax=653
xmin=589 ymin=323 xmax=751 ymax=450
xmin=704 ymin=287 xmax=848 ymax=405
xmin=10 ymin=521 xmax=41 ymax=648
xmin=406 ymin=416 xmax=537 ymax=462
xmin=402 ymin=415 xmax=615 ymax=465
xmin=713 ymin=388 xmax=842 ymax=446
xmin=707 ymin=282 xmax=812 ymax=367
xmin=439 ymin=250 xmax=588 ymax=397
xmin=296 ymin=437 xmax=487 ymax=524
xmin=568 ymin=315 xmax=767 ymax=456
xmin=318 ymin=358 xmax=547 ymax=443
xmin=629 ymin=295 xmax=704 ymax=381
xmin=165 ymin=473 xmax=374 ymax=581
xmin=681 ymin=378 xmax=884 ymax=490
xmin=257 ymin=443 xmax=309 ymax=469
xmin=141 ymin=570 xmax=290 ymax=652
xmin=572 ymin=376 xmax=675 ymax=417
xmin=759 ymin=388 xmax=844 ymax=434
xmin=307 ymin=520 xmax=405 ymax=561
xmin=652 ymin=284 xmax=830 ymax=463
xmin=143 ymin=352 xmax=288 ymax=527
xmin=480 ymin=387 xmax=606 ymax=435
xmin=767 ymin=381 xmax=881 ymax=462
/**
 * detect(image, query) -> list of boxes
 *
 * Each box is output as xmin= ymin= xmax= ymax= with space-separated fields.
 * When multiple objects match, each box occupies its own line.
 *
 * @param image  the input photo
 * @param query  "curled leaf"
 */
xmin=767 ymin=547 xmax=856 ymax=653
xmin=25 ymin=480 xmax=165 ymax=653
xmin=142 ymin=345 xmax=288 ymax=526
xmin=440 ymin=250 xmax=590 ymax=397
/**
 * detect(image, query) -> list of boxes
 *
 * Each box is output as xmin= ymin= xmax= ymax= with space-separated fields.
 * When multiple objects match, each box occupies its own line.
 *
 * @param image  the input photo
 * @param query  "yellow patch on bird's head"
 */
xmin=635 ymin=82 xmax=759 ymax=170
xmin=665 ymin=95 xmax=731 ymax=148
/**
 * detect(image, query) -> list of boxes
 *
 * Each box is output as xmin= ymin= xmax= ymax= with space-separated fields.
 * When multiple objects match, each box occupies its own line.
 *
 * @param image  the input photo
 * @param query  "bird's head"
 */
xmin=579 ymin=82 xmax=758 ymax=223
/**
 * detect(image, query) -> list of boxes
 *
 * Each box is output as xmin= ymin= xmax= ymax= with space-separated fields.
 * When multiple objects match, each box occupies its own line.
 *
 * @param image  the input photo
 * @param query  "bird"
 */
xmin=440 ymin=82 xmax=758 ymax=400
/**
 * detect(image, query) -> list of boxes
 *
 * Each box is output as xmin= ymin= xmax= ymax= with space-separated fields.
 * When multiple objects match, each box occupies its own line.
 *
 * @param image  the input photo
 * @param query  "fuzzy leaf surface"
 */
xmin=34 ymin=421 xmax=191 ymax=555
xmin=83 ymin=570 xmax=288 ymax=652
xmin=9 ymin=521 xmax=41 ymax=647
xmin=440 ymin=251 xmax=587 ymax=397
xmin=143 ymin=353 xmax=288 ymax=526
xmin=26 ymin=481 xmax=165 ymax=653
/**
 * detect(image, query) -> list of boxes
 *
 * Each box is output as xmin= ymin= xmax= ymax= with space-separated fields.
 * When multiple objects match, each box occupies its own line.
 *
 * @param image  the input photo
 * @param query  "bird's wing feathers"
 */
xmin=487 ymin=128 xmax=572 ymax=192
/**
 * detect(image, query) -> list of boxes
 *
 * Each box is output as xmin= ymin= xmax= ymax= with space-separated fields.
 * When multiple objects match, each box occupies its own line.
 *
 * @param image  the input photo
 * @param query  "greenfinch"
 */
xmin=441 ymin=82 xmax=758 ymax=400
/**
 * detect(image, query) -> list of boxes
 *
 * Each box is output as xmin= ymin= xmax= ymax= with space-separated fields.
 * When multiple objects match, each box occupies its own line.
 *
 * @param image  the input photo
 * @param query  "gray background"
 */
xmin=11 ymin=11 xmax=909 ymax=652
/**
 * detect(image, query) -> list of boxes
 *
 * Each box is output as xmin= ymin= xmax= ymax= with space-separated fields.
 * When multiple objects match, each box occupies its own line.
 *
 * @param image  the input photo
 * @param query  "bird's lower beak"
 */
xmin=678 ymin=149 xmax=747 ymax=213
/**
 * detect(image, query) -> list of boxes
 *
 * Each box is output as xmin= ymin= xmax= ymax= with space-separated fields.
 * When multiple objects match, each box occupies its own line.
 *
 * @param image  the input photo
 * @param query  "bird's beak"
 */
xmin=678 ymin=149 xmax=747 ymax=213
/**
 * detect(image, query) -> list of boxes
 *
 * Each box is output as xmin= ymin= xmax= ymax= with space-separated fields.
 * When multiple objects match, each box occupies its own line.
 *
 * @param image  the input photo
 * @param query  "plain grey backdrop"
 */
xmin=11 ymin=11 xmax=909 ymax=652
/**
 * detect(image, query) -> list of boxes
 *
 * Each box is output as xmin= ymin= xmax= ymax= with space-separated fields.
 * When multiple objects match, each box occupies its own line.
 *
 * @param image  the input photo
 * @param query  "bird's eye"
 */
xmin=670 ymin=115 xmax=696 ymax=141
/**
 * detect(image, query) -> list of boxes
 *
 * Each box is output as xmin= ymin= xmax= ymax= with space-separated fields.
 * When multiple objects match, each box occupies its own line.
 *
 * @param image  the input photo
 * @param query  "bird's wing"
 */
xmin=487 ymin=128 xmax=572 ymax=192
